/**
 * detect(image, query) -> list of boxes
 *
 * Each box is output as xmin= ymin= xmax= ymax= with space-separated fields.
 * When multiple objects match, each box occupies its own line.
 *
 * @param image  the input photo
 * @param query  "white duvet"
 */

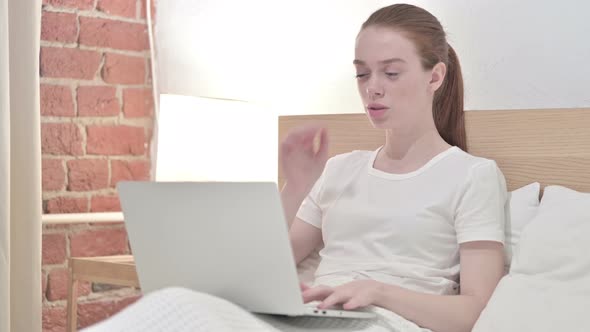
xmin=84 ymin=277 xmax=430 ymax=332
xmin=82 ymin=273 xmax=590 ymax=332
xmin=473 ymin=274 xmax=590 ymax=332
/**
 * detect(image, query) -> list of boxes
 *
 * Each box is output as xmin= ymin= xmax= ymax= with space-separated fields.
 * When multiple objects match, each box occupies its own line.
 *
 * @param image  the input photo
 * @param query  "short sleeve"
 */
xmin=295 ymin=173 xmax=324 ymax=229
xmin=454 ymin=160 xmax=508 ymax=244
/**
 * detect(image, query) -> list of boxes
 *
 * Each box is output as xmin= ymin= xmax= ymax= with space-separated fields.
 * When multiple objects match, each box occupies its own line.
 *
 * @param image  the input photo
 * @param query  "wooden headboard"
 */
xmin=278 ymin=108 xmax=590 ymax=192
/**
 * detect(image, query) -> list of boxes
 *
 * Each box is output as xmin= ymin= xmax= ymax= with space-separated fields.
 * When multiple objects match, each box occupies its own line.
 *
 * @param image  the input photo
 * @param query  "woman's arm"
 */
xmin=280 ymin=183 xmax=308 ymax=228
xmin=278 ymin=125 xmax=328 ymax=264
xmin=375 ymin=241 xmax=503 ymax=332
xmin=289 ymin=218 xmax=322 ymax=265
xmin=308 ymin=241 xmax=504 ymax=332
xmin=281 ymin=184 xmax=322 ymax=265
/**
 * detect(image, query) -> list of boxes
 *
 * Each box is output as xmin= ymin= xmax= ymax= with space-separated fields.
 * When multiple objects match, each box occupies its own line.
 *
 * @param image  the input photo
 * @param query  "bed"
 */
xmin=86 ymin=107 xmax=590 ymax=332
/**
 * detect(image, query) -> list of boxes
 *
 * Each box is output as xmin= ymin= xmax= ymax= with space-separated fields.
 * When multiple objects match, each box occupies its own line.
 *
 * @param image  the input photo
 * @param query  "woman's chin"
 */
xmin=367 ymin=116 xmax=409 ymax=132
xmin=367 ymin=114 xmax=392 ymax=129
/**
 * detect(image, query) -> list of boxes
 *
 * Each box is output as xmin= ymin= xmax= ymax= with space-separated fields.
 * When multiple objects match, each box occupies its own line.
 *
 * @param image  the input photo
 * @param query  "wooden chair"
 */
xmin=66 ymin=255 xmax=139 ymax=332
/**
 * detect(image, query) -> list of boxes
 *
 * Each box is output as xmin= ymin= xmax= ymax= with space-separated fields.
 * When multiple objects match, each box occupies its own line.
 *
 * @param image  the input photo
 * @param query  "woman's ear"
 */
xmin=429 ymin=62 xmax=447 ymax=93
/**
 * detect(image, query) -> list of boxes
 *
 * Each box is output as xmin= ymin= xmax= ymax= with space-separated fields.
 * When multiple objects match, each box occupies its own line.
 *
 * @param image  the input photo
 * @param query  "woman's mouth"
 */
xmin=367 ymin=103 xmax=389 ymax=118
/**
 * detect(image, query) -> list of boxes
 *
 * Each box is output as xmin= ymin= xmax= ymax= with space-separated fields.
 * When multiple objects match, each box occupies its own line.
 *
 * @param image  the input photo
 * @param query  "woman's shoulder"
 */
xmin=321 ymin=150 xmax=374 ymax=179
xmin=439 ymin=148 xmax=506 ymax=191
xmin=448 ymin=147 xmax=501 ymax=172
xmin=322 ymin=150 xmax=374 ymax=188
xmin=449 ymin=148 xmax=506 ymax=192
xmin=326 ymin=149 xmax=374 ymax=168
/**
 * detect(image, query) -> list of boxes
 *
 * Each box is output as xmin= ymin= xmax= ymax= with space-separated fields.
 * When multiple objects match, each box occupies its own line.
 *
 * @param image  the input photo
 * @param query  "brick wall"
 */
xmin=40 ymin=0 xmax=155 ymax=331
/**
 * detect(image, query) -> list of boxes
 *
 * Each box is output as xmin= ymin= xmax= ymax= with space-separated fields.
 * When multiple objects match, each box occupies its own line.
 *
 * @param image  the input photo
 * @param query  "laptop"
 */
xmin=117 ymin=181 xmax=376 ymax=319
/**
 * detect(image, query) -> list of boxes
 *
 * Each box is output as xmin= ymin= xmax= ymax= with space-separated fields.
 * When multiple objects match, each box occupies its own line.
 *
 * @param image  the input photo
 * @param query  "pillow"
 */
xmin=510 ymin=185 xmax=590 ymax=281
xmin=473 ymin=274 xmax=590 ymax=332
xmin=473 ymin=186 xmax=590 ymax=332
xmin=504 ymin=182 xmax=541 ymax=270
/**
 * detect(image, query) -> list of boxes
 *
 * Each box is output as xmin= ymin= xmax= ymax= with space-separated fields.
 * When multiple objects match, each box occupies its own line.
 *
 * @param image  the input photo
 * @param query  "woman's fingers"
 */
xmin=342 ymin=297 xmax=363 ymax=310
xmin=283 ymin=125 xmax=326 ymax=154
xmin=302 ymin=285 xmax=334 ymax=303
xmin=318 ymin=291 xmax=348 ymax=309
xmin=289 ymin=124 xmax=321 ymax=143
xmin=299 ymin=282 xmax=310 ymax=292
xmin=317 ymin=127 xmax=329 ymax=162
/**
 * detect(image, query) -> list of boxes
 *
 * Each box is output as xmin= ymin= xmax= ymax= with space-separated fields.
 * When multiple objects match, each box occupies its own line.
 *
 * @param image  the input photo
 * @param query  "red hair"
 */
xmin=362 ymin=4 xmax=467 ymax=151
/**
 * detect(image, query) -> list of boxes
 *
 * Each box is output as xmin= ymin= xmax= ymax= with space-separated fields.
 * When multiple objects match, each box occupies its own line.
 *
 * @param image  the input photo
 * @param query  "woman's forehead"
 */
xmin=355 ymin=27 xmax=418 ymax=64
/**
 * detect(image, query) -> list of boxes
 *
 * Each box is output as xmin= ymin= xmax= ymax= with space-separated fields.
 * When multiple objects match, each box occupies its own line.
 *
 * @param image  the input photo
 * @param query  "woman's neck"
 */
xmin=384 ymin=122 xmax=449 ymax=156
xmin=375 ymin=126 xmax=451 ymax=174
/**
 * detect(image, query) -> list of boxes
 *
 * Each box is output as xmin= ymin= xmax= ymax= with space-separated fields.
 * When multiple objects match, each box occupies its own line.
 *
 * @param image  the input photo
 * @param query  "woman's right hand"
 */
xmin=279 ymin=124 xmax=329 ymax=196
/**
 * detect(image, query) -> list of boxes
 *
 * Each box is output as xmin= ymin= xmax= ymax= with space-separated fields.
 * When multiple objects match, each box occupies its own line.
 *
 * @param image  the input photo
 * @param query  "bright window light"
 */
xmin=156 ymin=94 xmax=278 ymax=183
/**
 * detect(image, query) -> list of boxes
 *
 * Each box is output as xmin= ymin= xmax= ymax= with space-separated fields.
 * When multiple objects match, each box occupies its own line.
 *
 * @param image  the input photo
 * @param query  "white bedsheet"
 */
xmin=83 ymin=279 xmax=430 ymax=332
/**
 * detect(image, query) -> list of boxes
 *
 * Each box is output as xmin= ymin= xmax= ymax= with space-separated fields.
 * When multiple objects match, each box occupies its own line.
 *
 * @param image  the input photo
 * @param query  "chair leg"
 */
xmin=66 ymin=264 xmax=79 ymax=332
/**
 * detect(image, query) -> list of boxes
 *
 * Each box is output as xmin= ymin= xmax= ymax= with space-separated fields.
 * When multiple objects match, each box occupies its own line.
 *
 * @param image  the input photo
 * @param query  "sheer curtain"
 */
xmin=0 ymin=0 xmax=42 ymax=331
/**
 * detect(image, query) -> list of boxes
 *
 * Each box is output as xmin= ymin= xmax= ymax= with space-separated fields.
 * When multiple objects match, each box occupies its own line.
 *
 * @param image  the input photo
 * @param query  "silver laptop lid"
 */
xmin=118 ymin=181 xmax=305 ymax=316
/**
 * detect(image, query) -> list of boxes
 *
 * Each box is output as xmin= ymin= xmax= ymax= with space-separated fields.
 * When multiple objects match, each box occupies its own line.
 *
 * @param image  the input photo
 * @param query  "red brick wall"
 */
xmin=40 ymin=0 xmax=155 ymax=330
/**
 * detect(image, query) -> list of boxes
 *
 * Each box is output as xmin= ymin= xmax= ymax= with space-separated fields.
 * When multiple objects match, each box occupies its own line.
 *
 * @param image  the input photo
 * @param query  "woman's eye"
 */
xmin=386 ymin=72 xmax=399 ymax=78
xmin=355 ymin=73 xmax=369 ymax=79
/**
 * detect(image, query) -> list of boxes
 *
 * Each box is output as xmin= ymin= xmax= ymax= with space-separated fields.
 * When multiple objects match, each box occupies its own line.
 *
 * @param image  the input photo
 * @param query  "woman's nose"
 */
xmin=366 ymin=85 xmax=384 ymax=99
xmin=365 ymin=74 xmax=385 ymax=99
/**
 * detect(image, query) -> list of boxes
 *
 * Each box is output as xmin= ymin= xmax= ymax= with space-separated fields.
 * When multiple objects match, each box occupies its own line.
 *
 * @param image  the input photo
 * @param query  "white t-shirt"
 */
xmin=296 ymin=146 xmax=507 ymax=295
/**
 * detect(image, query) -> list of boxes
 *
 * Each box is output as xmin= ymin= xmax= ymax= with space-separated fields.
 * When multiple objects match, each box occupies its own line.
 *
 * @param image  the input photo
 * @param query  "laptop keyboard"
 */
xmin=256 ymin=314 xmax=377 ymax=331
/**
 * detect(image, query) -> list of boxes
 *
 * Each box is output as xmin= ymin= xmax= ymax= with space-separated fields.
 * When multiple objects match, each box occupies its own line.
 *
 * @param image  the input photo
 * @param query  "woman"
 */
xmin=280 ymin=4 xmax=507 ymax=332
xmin=85 ymin=4 xmax=506 ymax=332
